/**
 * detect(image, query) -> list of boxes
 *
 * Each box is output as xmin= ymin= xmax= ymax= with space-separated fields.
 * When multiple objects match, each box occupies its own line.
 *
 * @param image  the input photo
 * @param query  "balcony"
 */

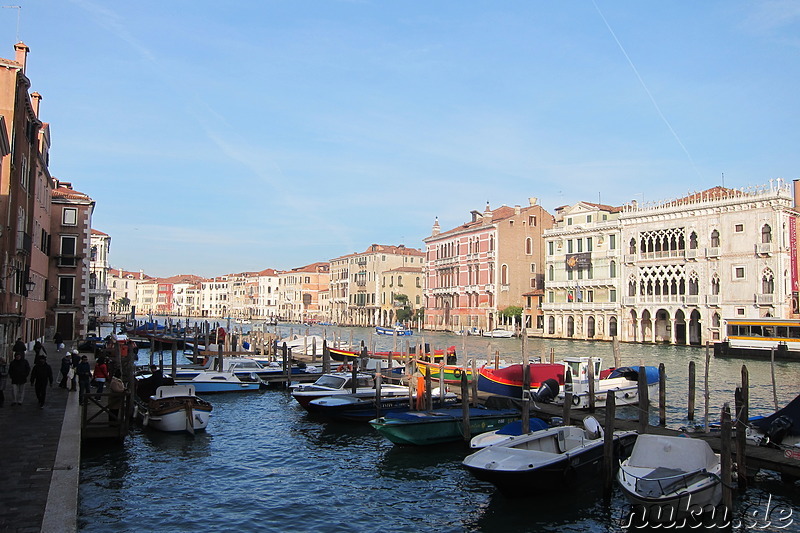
xmin=756 ymin=243 xmax=773 ymax=256
xmin=706 ymin=294 xmax=721 ymax=306
xmin=685 ymin=249 xmax=698 ymax=260
xmin=624 ymin=254 xmax=636 ymax=264
xmin=755 ymin=293 xmax=774 ymax=305
xmin=57 ymin=255 xmax=80 ymax=268
xmin=16 ymin=231 xmax=31 ymax=254
xmin=705 ymin=247 xmax=720 ymax=258
xmin=684 ymin=295 xmax=700 ymax=306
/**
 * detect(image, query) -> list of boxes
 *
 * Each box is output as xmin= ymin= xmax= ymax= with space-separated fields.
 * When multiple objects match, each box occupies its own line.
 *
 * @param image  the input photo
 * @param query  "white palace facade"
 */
xmin=542 ymin=179 xmax=799 ymax=346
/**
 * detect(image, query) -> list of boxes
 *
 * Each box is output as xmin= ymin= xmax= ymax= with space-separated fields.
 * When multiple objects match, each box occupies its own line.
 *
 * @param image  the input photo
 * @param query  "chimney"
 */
xmin=514 ymin=205 xmax=521 ymax=215
xmin=794 ymin=180 xmax=800 ymax=209
xmin=14 ymin=42 xmax=28 ymax=73
xmin=484 ymin=202 xmax=492 ymax=219
xmin=30 ymin=92 xmax=41 ymax=117
xmin=529 ymin=197 xmax=538 ymax=206
xmin=431 ymin=217 xmax=440 ymax=236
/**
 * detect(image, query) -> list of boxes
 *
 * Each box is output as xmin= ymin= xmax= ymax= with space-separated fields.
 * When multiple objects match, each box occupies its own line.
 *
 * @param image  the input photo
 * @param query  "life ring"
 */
xmin=572 ymin=394 xmax=581 ymax=406
xmin=453 ymin=368 xmax=462 ymax=378
xmin=337 ymin=363 xmax=351 ymax=372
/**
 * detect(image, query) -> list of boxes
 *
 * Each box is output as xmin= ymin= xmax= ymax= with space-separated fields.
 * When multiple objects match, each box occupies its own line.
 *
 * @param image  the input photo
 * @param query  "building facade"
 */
xmin=423 ymin=200 xmax=553 ymax=333
xmin=277 ymin=262 xmax=330 ymax=323
xmin=88 ymin=229 xmax=112 ymax=328
xmin=542 ymin=180 xmax=799 ymax=346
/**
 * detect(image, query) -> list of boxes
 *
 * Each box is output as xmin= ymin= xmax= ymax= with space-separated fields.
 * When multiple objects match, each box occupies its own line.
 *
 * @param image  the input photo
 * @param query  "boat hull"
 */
xmin=307 ymin=394 xmax=459 ymax=422
xmin=477 ymin=364 xmax=565 ymax=397
xmin=464 ymin=432 xmax=637 ymax=496
xmin=370 ymin=408 xmax=520 ymax=446
xmin=376 ymin=326 xmax=413 ymax=336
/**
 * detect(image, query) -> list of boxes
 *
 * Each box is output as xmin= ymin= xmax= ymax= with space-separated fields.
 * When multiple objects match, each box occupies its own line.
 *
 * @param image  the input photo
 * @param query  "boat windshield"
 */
xmin=315 ymin=375 xmax=347 ymax=388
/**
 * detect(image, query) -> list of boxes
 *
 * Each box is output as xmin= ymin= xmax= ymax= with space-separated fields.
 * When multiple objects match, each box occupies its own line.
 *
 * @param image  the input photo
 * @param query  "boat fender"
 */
xmin=143 ymin=413 xmax=149 ymax=427
xmin=453 ymin=368 xmax=462 ymax=378
xmin=572 ymin=394 xmax=581 ymax=406
xmin=623 ymin=392 xmax=631 ymax=399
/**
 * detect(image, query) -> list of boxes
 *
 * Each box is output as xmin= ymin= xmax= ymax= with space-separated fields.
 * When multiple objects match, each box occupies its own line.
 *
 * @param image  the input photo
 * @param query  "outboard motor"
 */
xmin=530 ymin=378 xmax=560 ymax=403
xmin=762 ymin=415 xmax=793 ymax=447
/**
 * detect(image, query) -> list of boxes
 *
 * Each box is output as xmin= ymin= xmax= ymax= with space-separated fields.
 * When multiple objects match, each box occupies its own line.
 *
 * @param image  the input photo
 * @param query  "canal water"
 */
xmin=80 ymin=324 xmax=798 ymax=532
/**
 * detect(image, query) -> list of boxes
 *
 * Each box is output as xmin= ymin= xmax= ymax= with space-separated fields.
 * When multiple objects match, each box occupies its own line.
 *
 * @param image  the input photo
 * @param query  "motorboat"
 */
xmin=468 ymin=418 xmax=550 ymax=449
xmin=173 ymin=357 xmax=310 ymax=381
xmin=555 ymin=357 xmax=659 ymax=409
xmin=369 ymin=406 xmax=520 ymax=446
xmin=617 ymin=434 xmax=722 ymax=522
xmin=477 ymin=363 xmax=565 ymax=398
xmin=275 ymin=334 xmax=327 ymax=355
xmin=414 ymin=359 xmax=476 ymax=384
xmin=306 ymin=389 xmax=458 ymax=422
xmin=290 ymin=372 xmax=407 ymax=409
xmin=134 ymin=384 xmax=213 ymax=434
xmin=482 ymin=328 xmax=514 ymax=338
xmin=172 ymin=369 xmax=265 ymax=393
xmin=376 ymin=325 xmax=413 ymax=336
xmin=455 ymin=327 xmax=480 ymax=336
xmin=463 ymin=417 xmax=637 ymax=496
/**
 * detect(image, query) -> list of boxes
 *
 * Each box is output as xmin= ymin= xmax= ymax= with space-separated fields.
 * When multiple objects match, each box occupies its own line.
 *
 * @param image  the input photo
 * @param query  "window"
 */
xmin=530 ymin=278 xmax=536 ymax=288
xmin=567 ymin=240 xmax=573 ymax=253
xmin=761 ymin=224 xmax=772 ymax=244
xmin=609 ymin=261 xmax=616 ymax=277
xmin=525 ymin=238 xmax=532 ymax=255
xmin=58 ymin=276 xmax=75 ymax=305
xmin=586 ymin=215 xmax=592 ymax=223
xmin=610 ymin=289 xmax=617 ymax=302
xmin=62 ymin=208 xmax=77 ymax=226
xmin=762 ymin=269 xmax=774 ymax=293
xmin=609 ymin=234 xmax=616 ymax=250
xmin=548 ymin=265 xmax=554 ymax=281
xmin=567 ymin=217 xmax=573 ymax=225
xmin=501 ymin=264 xmax=509 ymax=285
xmin=529 ymin=215 xmax=536 ymax=226
xmin=711 ymin=229 xmax=720 ymax=248
xmin=577 ymin=239 xmax=583 ymax=253
xmin=586 ymin=238 xmax=592 ymax=252
xmin=59 ymin=236 xmax=77 ymax=267
xmin=735 ymin=224 xmax=744 ymax=233
xmin=734 ymin=266 xmax=745 ymax=280
xmin=736 ymin=307 xmax=745 ymax=316
xmin=548 ymin=242 xmax=554 ymax=256
xmin=530 ymin=263 xmax=536 ymax=273
xmin=629 ymin=239 xmax=636 ymax=254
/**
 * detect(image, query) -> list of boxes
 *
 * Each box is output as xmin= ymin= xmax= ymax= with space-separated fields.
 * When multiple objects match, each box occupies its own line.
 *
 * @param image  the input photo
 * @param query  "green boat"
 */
xmin=369 ymin=407 xmax=520 ymax=446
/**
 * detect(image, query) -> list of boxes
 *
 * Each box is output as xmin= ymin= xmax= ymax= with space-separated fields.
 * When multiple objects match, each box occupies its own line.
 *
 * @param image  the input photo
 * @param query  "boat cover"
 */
xmin=495 ymin=418 xmax=548 ymax=435
xmin=752 ymin=394 xmax=800 ymax=436
xmin=627 ymin=434 xmax=718 ymax=472
xmin=607 ymin=366 xmax=660 ymax=384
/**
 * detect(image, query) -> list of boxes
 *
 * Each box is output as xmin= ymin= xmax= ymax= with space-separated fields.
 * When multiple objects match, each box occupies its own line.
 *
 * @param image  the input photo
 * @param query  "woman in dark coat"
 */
xmin=30 ymin=356 xmax=53 ymax=408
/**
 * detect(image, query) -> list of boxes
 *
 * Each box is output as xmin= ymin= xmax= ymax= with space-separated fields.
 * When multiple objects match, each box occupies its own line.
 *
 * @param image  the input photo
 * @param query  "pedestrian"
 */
xmin=70 ymin=349 xmax=81 ymax=391
xmin=58 ymin=353 xmax=72 ymax=388
xmin=8 ymin=351 xmax=30 ymax=405
xmin=93 ymin=356 xmax=109 ymax=393
xmin=0 ymin=357 xmax=7 ymax=407
xmin=76 ymin=355 xmax=92 ymax=401
xmin=29 ymin=355 xmax=53 ymax=408
xmin=54 ymin=331 xmax=64 ymax=352
xmin=33 ymin=340 xmax=47 ymax=358
xmin=12 ymin=337 xmax=26 ymax=357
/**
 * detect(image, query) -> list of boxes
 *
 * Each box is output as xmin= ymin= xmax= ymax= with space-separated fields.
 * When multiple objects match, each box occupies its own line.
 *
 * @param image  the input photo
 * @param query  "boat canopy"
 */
xmin=752 ymin=394 xmax=800 ymax=436
xmin=627 ymin=434 xmax=718 ymax=472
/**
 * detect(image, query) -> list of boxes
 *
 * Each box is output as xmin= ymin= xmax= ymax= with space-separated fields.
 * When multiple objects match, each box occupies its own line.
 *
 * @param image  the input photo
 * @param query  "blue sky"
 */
xmin=3 ymin=1 xmax=799 ymax=277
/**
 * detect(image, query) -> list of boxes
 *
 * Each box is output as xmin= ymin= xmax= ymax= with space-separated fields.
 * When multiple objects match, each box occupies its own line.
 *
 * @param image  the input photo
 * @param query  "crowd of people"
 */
xmin=0 ymin=332 xmax=125 ymax=409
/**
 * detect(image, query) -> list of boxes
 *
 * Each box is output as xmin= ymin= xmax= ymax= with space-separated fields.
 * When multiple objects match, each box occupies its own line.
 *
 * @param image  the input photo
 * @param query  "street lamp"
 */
xmin=24 ymin=280 xmax=35 ymax=294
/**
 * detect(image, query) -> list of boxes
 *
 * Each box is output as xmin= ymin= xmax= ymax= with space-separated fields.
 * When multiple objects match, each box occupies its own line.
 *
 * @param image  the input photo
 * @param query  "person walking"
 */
xmin=29 ymin=356 xmax=53 ymax=408
xmin=12 ymin=338 xmax=26 ymax=358
xmin=58 ymin=353 xmax=72 ymax=388
xmin=70 ymin=349 xmax=81 ymax=391
xmin=76 ymin=355 xmax=92 ymax=401
xmin=0 ymin=357 xmax=7 ymax=407
xmin=93 ymin=356 xmax=109 ymax=393
xmin=33 ymin=340 xmax=47 ymax=358
xmin=8 ymin=351 xmax=30 ymax=405
xmin=54 ymin=331 xmax=64 ymax=352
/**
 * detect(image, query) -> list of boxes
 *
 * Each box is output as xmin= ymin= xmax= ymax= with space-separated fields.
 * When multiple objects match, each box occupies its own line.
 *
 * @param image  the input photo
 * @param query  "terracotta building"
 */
xmin=423 ymin=199 xmax=554 ymax=333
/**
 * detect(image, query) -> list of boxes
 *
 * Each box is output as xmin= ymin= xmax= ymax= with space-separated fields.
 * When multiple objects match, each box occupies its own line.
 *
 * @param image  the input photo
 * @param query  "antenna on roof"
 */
xmin=721 ymin=172 xmax=725 ymax=188
xmin=2 ymin=6 xmax=21 ymax=42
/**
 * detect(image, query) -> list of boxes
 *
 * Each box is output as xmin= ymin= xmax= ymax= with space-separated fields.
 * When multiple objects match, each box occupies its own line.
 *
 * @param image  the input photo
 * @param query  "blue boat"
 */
xmin=376 ymin=325 xmax=413 ymax=336
xmin=369 ymin=407 xmax=520 ymax=445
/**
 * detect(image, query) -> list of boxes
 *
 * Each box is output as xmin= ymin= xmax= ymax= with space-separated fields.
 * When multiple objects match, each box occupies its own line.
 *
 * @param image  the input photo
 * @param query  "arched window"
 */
xmin=89 ymin=273 xmax=97 ymax=290
xmin=629 ymin=238 xmax=636 ymax=254
xmin=609 ymin=260 xmax=617 ymax=278
xmin=628 ymin=278 xmax=636 ymax=297
xmin=525 ymin=237 xmax=532 ymax=255
xmin=501 ymin=264 xmax=509 ymax=285
xmin=688 ymin=272 xmax=699 ymax=296
xmin=548 ymin=265 xmax=554 ymax=281
xmin=489 ymin=235 xmax=495 ymax=251
xmin=548 ymin=316 xmax=555 ymax=335
xmin=761 ymin=224 xmax=772 ymax=244
xmin=711 ymin=275 xmax=720 ymax=295
xmin=710 ymin=229 xmax=720 ymax=248
xmin=689 ymin=232 xmax=698 ymax=250
xmin=762 ymin=268 xmax=775 ymax=294
xmin=712 ymin=313 xmax=720 ymax=328
xmin=90 ymin=245 xmax=98 ymax=261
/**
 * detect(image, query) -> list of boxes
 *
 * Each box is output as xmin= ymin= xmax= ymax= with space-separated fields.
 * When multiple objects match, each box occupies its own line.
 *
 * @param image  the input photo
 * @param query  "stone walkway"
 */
xmin=0 ymin=342 xmax=79 ymax=533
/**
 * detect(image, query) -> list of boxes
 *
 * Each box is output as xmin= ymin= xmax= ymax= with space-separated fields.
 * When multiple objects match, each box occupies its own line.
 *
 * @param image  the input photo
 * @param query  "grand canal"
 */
xmin=79 ymin=324 xmax=798 ymax=532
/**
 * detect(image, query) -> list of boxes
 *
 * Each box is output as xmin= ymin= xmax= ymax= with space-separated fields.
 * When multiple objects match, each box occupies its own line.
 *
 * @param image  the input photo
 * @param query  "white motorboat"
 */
xmin=462 ymin=417 xmax=638 ymax=495
xmin=555 ymin=357 xmax=659 ymax=410
xmin=173 ymin=369 xmax=265 ymax=393
xmin=482 ymin=328 xmax=514 ymax=338
xmin=617 ymin=434 xmax=722 ymax=522
xmin=468 ymin=418 xmax=550 ymax=449
xmin=275 ymin=334 xmax=327 ymax=355
xmin=291 ymin=372 xmax=407 ymax=409
xmin=134 ymin=384 xmax=213 ymax=434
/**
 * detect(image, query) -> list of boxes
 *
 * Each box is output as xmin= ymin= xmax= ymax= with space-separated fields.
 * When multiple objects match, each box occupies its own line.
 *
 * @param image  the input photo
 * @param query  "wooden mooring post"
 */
xmin=687 ymin=360 xmax=696 ymax=421
xmin=461 ymin=371 xmax=471 ymax=442
xmin=637 ymin=365 xmax=649 ymax=433
xmin=720 ymin=403 xmax=734 ymax=515
xmin=562 ymin=392 xmax=572 ymax=426
xmin=602 ymin=390 xmax=616 ymax=498
xmin=521 ymin=358 xmax=530 ymax=433
xmin=587 ymin=359 xmax=596 ymax=412
xmin=658 ymin=362 xmax=666 ymax=426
